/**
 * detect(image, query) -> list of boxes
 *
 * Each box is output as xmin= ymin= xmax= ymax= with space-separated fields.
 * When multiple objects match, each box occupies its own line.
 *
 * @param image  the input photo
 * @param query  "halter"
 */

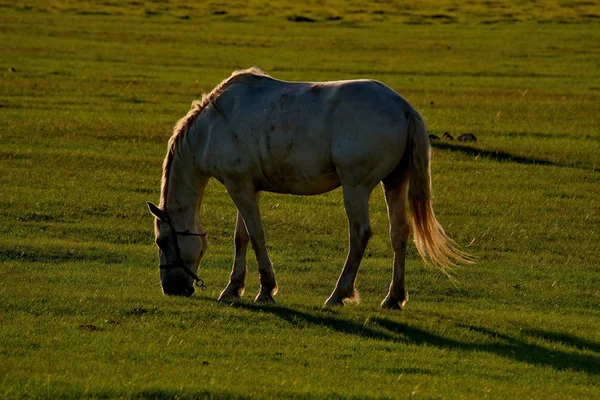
xmin=158 ymin=213 xmax=208 ymax=291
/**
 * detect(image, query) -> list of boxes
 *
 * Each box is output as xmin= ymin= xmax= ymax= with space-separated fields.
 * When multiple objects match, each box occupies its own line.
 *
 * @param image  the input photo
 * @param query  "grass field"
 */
xmin=1 ymin=0 xmax=599 ymax=398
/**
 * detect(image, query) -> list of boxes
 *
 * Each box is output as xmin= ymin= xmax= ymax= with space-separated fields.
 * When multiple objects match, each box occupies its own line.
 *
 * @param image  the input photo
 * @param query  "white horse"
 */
xmin=148 ymin=67 xmax=470 ymax=309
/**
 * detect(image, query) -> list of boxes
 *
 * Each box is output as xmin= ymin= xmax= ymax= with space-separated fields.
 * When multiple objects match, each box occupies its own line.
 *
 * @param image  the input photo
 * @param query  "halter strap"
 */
xmin=158 ymin=211 xmax=207 ymax=291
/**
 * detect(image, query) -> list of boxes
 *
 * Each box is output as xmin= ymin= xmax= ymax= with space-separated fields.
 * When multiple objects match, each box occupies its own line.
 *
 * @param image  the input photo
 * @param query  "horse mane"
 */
xmin=159 ymin=67 xmax=270 ymax=207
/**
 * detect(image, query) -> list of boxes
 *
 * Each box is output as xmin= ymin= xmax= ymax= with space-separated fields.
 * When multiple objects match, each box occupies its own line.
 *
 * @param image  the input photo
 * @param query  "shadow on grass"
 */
xmin=522 ymin=328 xmax=600 ymax=353
xmin=226 ymin=300 xmax=395 ymax=341
xmin=430 ymin=141 xmax=555 ymax=166
xmin=375 ymin=320 xmax=600 ymax=375
xmin=225 ymin=300 xmax=600 ymax=375
xmin=61 ymin=388 xmax=376 ymax=399
xmin=56 ymin=388 xmax=251 ymax=399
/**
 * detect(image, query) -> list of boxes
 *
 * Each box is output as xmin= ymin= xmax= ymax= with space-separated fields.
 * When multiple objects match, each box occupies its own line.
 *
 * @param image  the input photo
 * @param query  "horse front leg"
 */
xmin=219 ymin=212 xmax=249 ymax=301
xmin=226 ymin=185 xmax=278 ymax=303
xmin=325 ymin=186 xmax=372 ymax=306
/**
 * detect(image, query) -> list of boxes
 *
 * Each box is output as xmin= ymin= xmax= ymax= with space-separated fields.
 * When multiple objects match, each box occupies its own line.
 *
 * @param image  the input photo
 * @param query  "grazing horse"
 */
xmin=148 ymin=67 xmax=470 ymax=309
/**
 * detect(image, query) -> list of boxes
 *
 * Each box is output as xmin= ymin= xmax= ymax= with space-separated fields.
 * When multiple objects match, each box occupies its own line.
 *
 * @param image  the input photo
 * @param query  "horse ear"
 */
xmin=147 ymin=202 xmax=166 ymax=220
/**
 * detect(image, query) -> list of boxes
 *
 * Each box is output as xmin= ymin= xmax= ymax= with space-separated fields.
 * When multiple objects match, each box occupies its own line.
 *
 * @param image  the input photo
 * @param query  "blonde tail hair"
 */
xmin=406 ymin=110 xmax=473 ymax=275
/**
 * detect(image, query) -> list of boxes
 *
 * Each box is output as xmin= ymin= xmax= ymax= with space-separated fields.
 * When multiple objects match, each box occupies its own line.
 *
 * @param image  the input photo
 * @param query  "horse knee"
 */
xmin=352 ymin=222 xmax=372 ymax=247
xmin=359 ymin=222 xmax=372 ymax=238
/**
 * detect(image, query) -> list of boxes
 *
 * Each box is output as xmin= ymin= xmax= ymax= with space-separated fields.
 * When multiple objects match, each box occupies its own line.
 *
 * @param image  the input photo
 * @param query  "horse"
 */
xmin=147 ymin=67 xmax=470 ymax=309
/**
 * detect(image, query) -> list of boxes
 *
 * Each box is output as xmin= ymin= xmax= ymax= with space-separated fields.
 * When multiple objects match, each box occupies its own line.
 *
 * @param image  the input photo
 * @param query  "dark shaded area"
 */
xmin=16 ymin=212 xmax=58 ymax=222
xmin=228 ymin=301 xmax=394 ymax=341
xmin=123 ymin=307 xmax=162 ymax=317
xmin=377 ymin=320 xmax=600 ymax=374
xmin=54 ymin=388 xmax=371 ymax=399
xmin=134 ymin=390 xmax=248 ymax=399
xmin=431 ymin=141 xmax=555 ymax=166
xmin=77 ymin=324 xmax=103 ymax=332
xmin=523 ymin=329 xmax=600 ymax=353
xmin=430 ymin=14 xmax=455 ymax=20
xmin=0 ymin=151 xmax=31 ymax=160
xmin=54 ymin=389 xmax=252 ymax=399
xmin=8 ymin=219 xmax=153 ymax=245
xmin=221 ymin=301 xmax=600 ymax=375
xmin=0 ymin=245 xmax=126 ymax=264
xmin=131 ymin=186 xmax=155 ymax=194
xmin=288 ymin=15 xmax=316 ymax=22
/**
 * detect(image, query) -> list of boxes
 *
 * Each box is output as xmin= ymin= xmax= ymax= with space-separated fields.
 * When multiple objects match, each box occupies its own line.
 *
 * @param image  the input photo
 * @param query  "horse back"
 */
xmin=197 ymin=76 xmax=412 ymax=194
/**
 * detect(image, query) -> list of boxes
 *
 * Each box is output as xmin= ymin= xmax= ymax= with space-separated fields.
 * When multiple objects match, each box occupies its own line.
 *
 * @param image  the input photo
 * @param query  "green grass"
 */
xmin=1 ymin=1 xmax=599 ymax=398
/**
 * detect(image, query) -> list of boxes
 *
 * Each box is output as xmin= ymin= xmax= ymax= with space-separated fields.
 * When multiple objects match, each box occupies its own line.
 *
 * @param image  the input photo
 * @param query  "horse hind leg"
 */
xmin=381 ymin=165 xmax=410 ymax=310
xmin=325 ymin=186 xmax=373 ymax=306
xmin=219 ymin=212 xmax=249 ymax=302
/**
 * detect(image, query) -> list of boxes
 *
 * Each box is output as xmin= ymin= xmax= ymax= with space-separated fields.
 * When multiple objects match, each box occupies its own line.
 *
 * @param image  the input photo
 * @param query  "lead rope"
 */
xmin=181 ymin=264 xmax=207 ymax=291
xmin=172 ymin=230 xmax=208 ymax=291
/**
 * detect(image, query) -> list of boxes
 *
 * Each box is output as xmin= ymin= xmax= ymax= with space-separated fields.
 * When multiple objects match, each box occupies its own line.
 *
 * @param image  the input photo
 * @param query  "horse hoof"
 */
xmin=255 ymin=293 xmax=276 ymax=303
xmin=381 ymin=295 xmax=407 ymax=310
xmin=218 ymin=287 xmax=244 ymax=302
xmin=324 ymin=296 xmax=344 ymax=307
xmin=218 ymin=293 xmax=240 ymax=302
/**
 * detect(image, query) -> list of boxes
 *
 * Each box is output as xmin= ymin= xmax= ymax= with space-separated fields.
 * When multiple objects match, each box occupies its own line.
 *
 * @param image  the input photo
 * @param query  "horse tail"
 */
xmin=406 ymin=109 xmax=473 ymax=274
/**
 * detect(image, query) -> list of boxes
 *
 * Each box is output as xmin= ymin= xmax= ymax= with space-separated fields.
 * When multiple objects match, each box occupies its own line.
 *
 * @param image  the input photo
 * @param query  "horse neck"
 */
xmin=161 ymin=146 xmax=208 ymax=232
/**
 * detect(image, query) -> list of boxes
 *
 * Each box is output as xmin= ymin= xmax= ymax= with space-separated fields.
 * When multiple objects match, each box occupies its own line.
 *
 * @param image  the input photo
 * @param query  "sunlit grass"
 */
xmin=1 ymin=1 xmax=599 ymax=398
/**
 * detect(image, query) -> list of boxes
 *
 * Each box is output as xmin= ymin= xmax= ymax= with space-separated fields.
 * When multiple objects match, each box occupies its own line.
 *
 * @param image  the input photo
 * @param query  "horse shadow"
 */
xmin=213 ymin=300 xmax=600 ymax=375
xmin=430 ymin=141 xmax=555 ymax=166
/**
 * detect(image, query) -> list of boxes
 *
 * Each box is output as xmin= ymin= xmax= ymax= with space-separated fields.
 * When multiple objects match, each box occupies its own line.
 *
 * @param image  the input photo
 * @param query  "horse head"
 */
xmin=147 ymin=202 xmax=207 ymax=297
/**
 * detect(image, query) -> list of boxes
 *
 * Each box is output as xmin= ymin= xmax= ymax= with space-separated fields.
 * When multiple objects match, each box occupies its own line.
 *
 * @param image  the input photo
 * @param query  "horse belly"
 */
xmin=257 ymin=154 xmax=341 ymax=195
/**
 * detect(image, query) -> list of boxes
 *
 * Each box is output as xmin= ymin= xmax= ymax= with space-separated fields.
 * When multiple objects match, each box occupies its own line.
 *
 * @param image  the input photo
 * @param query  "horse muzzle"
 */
xmin=161 ymin=275 xmax=195 ymax=297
